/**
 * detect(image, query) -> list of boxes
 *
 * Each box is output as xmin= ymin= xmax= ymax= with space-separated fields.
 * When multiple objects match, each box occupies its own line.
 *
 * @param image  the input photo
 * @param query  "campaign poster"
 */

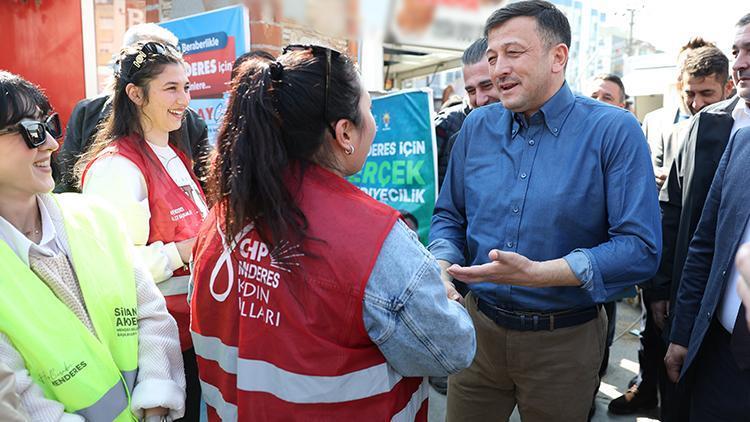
xmin=350 ymin=89 xmax=438 ymax=245
xmin=160 ymin=5 xmax=250 ymax=144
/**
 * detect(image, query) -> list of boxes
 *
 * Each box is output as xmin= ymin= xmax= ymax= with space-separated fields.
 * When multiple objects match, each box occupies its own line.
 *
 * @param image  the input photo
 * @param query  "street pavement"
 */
xmin=427 ymin=300 xmax=662 ymax=422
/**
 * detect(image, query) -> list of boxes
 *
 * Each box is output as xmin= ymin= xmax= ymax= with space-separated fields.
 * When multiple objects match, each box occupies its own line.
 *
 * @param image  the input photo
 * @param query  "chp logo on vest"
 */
xmin=208 ymin=222 xmax=303 ymax=303
xmin=208 ymin=221 xmax=302 ymax=329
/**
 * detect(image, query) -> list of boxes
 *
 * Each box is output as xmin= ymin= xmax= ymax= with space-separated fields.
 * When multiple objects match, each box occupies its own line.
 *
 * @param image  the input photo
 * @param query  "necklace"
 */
xmin=23 ymin=228 xmax=41 ymax=237
xmin=22 ymin=222 xmax=41 ymax=238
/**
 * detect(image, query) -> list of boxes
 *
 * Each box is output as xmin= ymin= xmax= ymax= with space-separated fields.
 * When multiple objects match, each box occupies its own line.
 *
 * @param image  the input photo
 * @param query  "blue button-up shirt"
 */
xmin=428 ymin=82 xmax=661 ymax=312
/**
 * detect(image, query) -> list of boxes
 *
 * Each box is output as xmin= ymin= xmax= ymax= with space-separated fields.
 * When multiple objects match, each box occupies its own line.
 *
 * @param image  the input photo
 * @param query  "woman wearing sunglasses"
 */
xmin=189 ymin=45 xmax=476 ymax=420
xmin=75 ymin=42 xmax=207 ymax=420
xmin=0 ymin=71 xmax=185 ymax=420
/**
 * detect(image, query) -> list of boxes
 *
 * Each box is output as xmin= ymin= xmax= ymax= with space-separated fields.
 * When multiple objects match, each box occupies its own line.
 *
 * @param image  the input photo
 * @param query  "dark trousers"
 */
xmin=636 ymin=296 xmax=669 ymax=413
xmin=599 ymin=301 xmax=617 ymax=376
xmin=176 ymin=347 xmax=202 ymax=422
xmin=689 ymin=321 xmax=750 ymax=422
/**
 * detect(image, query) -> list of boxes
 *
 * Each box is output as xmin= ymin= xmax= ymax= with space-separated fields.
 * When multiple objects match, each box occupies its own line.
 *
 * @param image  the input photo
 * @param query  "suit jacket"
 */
xmin=651 ymin=97 xmax=739 ymax=309
xmin=670 ymin=126 xmax=750 ymax=378
xmin=53 ymin=94 xmax=211 ymax=192
xmin=643 ymin=106 xmax=681 ymax=176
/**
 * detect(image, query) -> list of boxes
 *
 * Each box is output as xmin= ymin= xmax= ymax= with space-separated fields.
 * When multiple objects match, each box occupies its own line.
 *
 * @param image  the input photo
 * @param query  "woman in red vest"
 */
xmin=190 ymin=45 xmax=476 ymax=421
xmin=75 ymin=42 xmax=207 ymax=421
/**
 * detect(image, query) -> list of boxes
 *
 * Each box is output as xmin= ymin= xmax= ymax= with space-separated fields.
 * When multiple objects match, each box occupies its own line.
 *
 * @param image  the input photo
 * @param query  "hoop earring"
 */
xmin=346 ymin=144 xmax=355 ymax=155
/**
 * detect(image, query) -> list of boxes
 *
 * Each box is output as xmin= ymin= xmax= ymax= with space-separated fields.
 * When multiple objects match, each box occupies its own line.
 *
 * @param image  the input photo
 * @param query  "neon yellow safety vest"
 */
xmin=0 ymin=194 xmax=139 ymax=421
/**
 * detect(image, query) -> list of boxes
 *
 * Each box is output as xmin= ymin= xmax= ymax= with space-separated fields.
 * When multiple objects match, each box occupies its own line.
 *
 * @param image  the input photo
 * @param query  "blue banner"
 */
xmin=350 ymin=89 xmax=438 ymax=244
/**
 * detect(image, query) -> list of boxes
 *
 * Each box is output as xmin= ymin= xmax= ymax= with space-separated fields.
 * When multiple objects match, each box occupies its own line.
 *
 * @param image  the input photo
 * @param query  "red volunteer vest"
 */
xmin=83 ymin=135 xmax=205 ymax=350
xmin=191 ymin=164 xmax=429 ymax=421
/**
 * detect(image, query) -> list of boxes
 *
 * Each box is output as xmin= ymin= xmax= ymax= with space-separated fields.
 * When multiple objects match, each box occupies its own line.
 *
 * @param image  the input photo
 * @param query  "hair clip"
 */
xmin=269 ymin=61 xmax=284 ymax=81
xmin=132 ymin=51 xmax=147 ymax=70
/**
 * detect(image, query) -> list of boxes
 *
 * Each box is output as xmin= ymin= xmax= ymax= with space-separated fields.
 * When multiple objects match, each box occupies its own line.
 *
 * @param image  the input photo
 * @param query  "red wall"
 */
xmin=0 ymin=0 xmax=86 ymax=128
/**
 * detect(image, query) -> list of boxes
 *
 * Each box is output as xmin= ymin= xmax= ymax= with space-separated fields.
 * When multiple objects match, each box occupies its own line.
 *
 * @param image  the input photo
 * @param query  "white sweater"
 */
xmin=82 ymin=145 xmax=207 ymax=283
xmin=0 ymin=194 xmax=186 ymax=421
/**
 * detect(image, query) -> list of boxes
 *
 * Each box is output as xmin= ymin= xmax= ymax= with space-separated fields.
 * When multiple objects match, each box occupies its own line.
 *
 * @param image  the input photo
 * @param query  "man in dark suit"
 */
xmin=664 ymin=14 xmax=750 ymax=420
xmin=665 ymin=126 xmax=750 ymax=419
xmin=610 ymin=44 xmax=733 ymax=419
xmin=54 ymin=23 xmax=210 ymax=192
xmin=660 ymin=14 xmax=750 ymax=341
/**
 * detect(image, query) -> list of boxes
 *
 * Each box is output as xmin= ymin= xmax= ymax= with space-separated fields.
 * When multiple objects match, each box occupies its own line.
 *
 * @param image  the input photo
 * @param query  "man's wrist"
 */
xmin=530 ymin=258 xmax=583 ymax=288
xmin=526 ymin=259 xmax=543 ymax=286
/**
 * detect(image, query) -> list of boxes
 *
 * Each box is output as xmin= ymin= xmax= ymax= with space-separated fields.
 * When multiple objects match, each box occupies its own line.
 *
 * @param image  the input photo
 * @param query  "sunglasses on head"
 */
xmin=0 ymin=113 xmax=62 ymax=149
xmin=120 ymin=41 xmax=178 ymax=80
xmin=282 ymin=44 xmax=343 ymax=136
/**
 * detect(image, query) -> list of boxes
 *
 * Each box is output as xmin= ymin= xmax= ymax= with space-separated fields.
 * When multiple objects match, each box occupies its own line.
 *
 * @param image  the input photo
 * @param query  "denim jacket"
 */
xmin=363 ymin=219 xmax=476 ymax=376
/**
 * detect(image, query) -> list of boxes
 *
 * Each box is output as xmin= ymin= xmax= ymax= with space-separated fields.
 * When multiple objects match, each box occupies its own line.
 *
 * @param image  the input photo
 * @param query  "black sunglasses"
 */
xmin=282 ymin=44 xmax=342 ymax=136
xmin=0 ymin=113 xmax=62 ymax=149
xmin=120 ymin=41 xmax=177 ymax=80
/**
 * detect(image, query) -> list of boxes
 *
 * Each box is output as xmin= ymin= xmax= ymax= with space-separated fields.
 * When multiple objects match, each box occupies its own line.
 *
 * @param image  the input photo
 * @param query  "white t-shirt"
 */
xmin=146 ymin=142 xmax=208 ymax=218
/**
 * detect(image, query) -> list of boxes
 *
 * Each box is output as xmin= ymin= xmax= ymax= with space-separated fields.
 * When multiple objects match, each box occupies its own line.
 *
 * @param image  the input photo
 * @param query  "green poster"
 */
xmin=350 ymin=89 xmax=438 ymax=244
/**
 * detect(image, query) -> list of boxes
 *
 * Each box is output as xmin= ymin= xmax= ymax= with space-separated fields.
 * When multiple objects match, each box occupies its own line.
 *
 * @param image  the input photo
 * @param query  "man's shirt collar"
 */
xmin=511 ymin=81 xmax=574 ymax=138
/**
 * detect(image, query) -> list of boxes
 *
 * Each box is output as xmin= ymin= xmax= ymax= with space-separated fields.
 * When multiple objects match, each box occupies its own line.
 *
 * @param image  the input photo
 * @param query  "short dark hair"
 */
xmin=484 ymin=0 xmax=571 ymax=49
xmin=462 ymin=38 xmax=488 ymax=66
xmin=679 ymin=37 xmax=715 ymax=54
xmin=738 ymin=13 xmax=750 ymax=27
xmin=595 ymin=73 xmax=626 ymax=102
xmin=682 ymin=46 xmax=729 ymax=85
xmin=0 ymin=70 xmax=52 ymax=131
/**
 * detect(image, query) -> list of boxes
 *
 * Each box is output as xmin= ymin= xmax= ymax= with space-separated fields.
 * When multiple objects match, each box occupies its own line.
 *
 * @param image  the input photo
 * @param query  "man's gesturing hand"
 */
xmin=447 ymin=249 xmax=535 ymax=285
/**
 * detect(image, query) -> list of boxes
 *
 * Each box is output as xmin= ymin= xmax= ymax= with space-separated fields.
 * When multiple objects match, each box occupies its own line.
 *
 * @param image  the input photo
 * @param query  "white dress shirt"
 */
xmin=0 ymin=197 xmax=61 ymax=265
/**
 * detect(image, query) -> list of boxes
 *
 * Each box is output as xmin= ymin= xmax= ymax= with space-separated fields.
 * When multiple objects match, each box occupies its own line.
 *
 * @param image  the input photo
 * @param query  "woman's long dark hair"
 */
xmin=74 ymin=43 xmax=186 ymax=185
xmin=209 ymin=47 xmax=362 ymax=247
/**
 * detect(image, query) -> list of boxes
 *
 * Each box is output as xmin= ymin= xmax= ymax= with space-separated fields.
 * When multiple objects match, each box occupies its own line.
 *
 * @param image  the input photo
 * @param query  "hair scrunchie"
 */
xmin=269 ymin=61 xmax=284 ymax=81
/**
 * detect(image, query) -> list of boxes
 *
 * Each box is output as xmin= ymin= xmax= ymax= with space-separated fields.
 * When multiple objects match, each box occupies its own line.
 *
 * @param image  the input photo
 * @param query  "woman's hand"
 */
xmin=143 ymin=406 xmax=169 ymax=421
xmin=175 ymin=237 xmax=197 ymax=264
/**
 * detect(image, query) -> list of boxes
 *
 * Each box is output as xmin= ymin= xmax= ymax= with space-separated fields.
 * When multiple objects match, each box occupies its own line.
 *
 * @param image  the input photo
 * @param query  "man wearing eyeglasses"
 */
xmin=54 ymin=23 xmax=210 ymax=193
xmin=429 ymin=1 xmax=660 ymax=420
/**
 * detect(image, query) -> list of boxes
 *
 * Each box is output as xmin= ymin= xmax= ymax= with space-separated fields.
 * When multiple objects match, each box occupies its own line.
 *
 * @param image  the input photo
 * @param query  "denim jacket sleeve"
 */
xmin=363 ymin=220 xmax=476 ymax=377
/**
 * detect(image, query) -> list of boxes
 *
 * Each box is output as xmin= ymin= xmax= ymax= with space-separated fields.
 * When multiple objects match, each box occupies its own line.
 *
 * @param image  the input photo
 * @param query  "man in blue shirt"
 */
xmin=428 ymin=1 xmax=661 ymax=420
